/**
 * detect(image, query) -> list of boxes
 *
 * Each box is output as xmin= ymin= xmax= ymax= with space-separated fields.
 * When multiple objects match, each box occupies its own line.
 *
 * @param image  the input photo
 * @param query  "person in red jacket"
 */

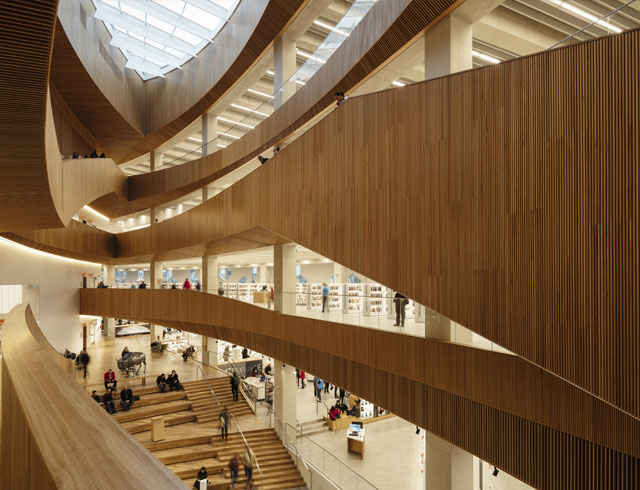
xmin=299 ymin=370 xmax=306 ymax=389
xmin=183 ymin=278 xmax=191 ymax=290
xmin=104 ymin=368 xmax=117 ymax=390
xmin=329 ymin=406 xmax=341 ymax=421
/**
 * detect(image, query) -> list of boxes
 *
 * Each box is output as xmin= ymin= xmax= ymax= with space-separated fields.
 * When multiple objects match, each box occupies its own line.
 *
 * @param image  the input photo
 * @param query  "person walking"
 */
xmin=228 ymin=454 xmax=240 ymax=488
xmin=339 ymin=388 xmax=346 ymax=405
xmin=79 ymin=349 xmax=90 ymax=378
xmin=296 ymin=368 xmax=300 ymax=386
xmin=231 ymin=372 xmax=240 ymax=402
xmin=242 ymin=447 xmax=256 ymax=484
xmin=394 ymin=292 xmax=408 ymax=326
xmin=316 ymin=378 xmax=324 ymax=402
xmin=321 ymin=283 xmax=329 ymax=312
xmin=219 ymin=407 xmax=230 ymax=441
xmin=299 ymin=370 xmax=306 ymax=389
xmin=324 ymin=381 xmax=330 ymax=394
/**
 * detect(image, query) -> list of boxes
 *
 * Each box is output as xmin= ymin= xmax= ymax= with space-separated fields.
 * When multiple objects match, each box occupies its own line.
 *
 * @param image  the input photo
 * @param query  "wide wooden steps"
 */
xmin=125 ymin=411 xmax=197 ymax=434
xmin=115 ymin=400 xmax=192 ymax=423
xmin=183 ymin=379 xmax=255 ymax=422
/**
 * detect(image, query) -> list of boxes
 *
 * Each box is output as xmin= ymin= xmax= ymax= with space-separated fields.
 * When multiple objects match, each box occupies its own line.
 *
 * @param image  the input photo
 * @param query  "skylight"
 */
xmin=92 ymin=0 xmax=238 ymax=80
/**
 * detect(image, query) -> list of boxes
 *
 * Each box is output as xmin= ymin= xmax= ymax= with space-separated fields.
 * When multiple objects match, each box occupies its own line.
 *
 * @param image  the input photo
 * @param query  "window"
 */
xmin=92 ymin=0 xmax=237 ymax=80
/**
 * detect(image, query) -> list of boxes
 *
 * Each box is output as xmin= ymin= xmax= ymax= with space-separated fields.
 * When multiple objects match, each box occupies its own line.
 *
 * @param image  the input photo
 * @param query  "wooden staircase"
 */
xmin=183 ymin=377 xmax=255 ymax=423
xmin=144 ymin=429 xmax=306 ymax=489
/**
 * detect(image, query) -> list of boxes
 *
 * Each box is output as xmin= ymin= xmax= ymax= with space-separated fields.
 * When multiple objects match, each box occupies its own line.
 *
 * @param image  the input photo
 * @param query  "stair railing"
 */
xmin=216 ymin=352 xmax=259 ymax=415
xmin=267 ymin=407 xmax=379 ymax=489
xmin=195 ymin=364 xmax=264 ymax=489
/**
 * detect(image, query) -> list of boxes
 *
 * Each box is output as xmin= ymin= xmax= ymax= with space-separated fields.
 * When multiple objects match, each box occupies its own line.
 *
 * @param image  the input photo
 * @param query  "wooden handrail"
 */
xmin=1 ymin=303 xmax=185 ymax=489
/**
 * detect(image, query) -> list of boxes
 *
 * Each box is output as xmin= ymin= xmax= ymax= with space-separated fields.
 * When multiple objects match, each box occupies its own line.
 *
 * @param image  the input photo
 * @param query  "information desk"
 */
xmin=347 ymin=424 xmax=365 ymax=457
xmin=242 ymin=375 xmax=272 ymax=401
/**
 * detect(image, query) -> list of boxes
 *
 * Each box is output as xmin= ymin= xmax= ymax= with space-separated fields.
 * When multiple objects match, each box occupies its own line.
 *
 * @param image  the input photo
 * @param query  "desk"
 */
xmin=243 ymin=376 xmax=272 ymax=400
xmin=253 ymin=291 xmax=272 ymax=305
xmin=347 ymin=425 xmax=365 ymax=457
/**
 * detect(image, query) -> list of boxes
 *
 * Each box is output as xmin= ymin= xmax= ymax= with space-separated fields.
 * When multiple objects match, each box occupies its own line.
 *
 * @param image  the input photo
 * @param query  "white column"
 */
xmin=149 ymin=261 xmax=164 ymax=341
xmin=273 ymin=359 xmax=297 ymax=440
xmin=201 ymin=113 xmax=218 ymax=156
xmin=201 ymin=255 xmax=219 ymax=294
xmin=424 ymin=15 xmax=472 ymax=81
xmin=103 ymin=264 xmax=115 ymax=287
xmin=203 ymin=337 xmax=219 ymax=367
xmin=273 ymin=37 xmax=297 ymax=110
xmin=150 ymin=149 xmax=163 ymax=172
xmin=425 ymin=432 xmax=480 ymax=490
xmin=274 ymin=243 xmax=296 ymax=313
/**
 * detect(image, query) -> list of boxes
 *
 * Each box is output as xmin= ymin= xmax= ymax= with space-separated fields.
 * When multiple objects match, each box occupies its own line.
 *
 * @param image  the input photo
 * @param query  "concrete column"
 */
xmin=150 ymin=149 xmax=163 ymax=171
xmin=332 ymin=263 xmax=348 ymax=284
xmin=274 ymin=243 xmax=296 ymax=313
xmin=202 ymin=186 xmax=209 ymax=203
xmin=149 ymin=261 xmax=164 ymax=341
xmin=201 ymin=113 xmax=218 ymax=156
xmin=201 ymin=255 xmax=219 ymax=293
xmin=202 ymin=337 xmax=219 ymax=367
xmin=273 ymin=37 xmax=297 ymax=109
xmin=424 ymin=15 xmax=472 ymax=81
xmin=273 ymin=360 xmax=297 ymax=440
xmin=425 ymin=432 xmax=480 ymax=490
xmin=256 ymin=265 xmax=267 ymax=283
xmin=103 ymin=264 xmax=115 ymax=287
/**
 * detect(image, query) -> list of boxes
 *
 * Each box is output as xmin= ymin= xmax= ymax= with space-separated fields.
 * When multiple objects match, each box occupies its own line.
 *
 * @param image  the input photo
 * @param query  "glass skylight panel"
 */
xmin=92 ymin=0 xmax=234 ymax=80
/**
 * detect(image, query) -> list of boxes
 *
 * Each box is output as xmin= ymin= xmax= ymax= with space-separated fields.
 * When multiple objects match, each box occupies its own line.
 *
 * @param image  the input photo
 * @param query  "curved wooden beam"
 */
xmin=93 ymin=0 xmax=464 ymax=217
xmin=55 ymin=0 xmax=308 ymax=164
xmin=79 ymin=289 xmax=640 ymax=488
xmin=1 ymin=303 xmax=185 ymax=488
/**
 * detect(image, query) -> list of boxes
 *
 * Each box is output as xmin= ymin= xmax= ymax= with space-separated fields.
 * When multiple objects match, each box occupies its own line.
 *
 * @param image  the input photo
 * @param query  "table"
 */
xmin=347 ymin=425 xmax=365 ymax=457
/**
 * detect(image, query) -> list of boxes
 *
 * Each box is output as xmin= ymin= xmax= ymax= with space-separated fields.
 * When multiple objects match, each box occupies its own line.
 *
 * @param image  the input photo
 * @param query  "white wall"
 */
xmin=0 ymin=238 xmax=101 ymax=353
xmin=299 ymin=263 xmax=334 ymax=283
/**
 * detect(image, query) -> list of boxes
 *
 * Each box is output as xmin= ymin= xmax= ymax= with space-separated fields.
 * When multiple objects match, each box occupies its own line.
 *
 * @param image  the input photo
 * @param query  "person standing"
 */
xmin=79 ymin=349 xmax=90 ymax=378
xmin=324 ymin=381 xmax=330 ymax=394
xmin=183 ymin=278 xmax=191 ymax=290
xmin=316 ymin=378 xmax=324 ymax=402
xmin=231 ymin=372 xmax=240 ymax=402
xmin=299 ymin=370 xmax=306 ymax=389
xmin=219 ymin=408 xmax=229 ymax=441
xmin=393 ymin=292 xmax=408 ymax=327
xmin=228 ymin=454 xmax=240 ymax=488
xmin=321 ymin=283 xmax=329 ymax=312
xmin=339 ymin=388 xmax=346 ymax=405
xmin=296 ymin=368 xmax=300 ymax=386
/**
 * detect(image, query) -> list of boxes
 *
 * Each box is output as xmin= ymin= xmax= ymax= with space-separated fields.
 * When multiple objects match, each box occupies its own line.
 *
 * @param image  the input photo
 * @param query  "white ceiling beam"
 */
xmin=183 ymin=0 xmax=229 ymax=20
xmin=94 ymin=4 xmax=198 ymax=55
xmin=124 ymin=57 xmax=167 ymax=77
xmin=118 ymin=0 xmax=217 ymax=40
xmin=110 ymin=31 xmax=184 ymax=67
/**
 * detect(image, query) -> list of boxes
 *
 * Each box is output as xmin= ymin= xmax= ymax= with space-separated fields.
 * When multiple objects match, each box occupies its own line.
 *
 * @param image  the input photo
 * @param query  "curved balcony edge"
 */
xmin=1 ymin=303 xmax=185 ymax=489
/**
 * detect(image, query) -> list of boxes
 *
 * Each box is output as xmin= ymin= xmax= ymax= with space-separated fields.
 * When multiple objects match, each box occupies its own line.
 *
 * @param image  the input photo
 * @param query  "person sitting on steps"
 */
xmin=120 ymin=385 xmax=135 ymax=411
xmin=104 ymin=368 xmax=117 ymax=390
xmin=156 ymin=373 xmax=167 ymax=393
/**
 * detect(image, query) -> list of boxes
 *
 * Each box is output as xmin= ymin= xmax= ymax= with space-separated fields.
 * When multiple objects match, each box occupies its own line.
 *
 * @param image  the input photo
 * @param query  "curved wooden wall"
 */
xmin=112 ymin=29 xmax=639 ymax=420
xmin=1 ymin=303 xmax=185 ymax=489
xmin=55 ymin=0 xmax=307 ymax=164
xmin=79 ymin=289 xmax=640 ymax=489
xmin=94 ymin=0 xmax=462 ymax=216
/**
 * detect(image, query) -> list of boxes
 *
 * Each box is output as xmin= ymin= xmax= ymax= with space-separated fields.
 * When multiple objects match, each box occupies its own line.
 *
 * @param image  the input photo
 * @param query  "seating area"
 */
xmin=91 ymin=372 xmax=306 ymax=488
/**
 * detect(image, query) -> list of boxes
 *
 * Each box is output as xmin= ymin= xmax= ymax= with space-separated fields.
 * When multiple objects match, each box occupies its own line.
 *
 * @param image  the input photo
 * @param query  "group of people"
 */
xmin=313 ymin=376 xmax=346 ymax=404
xmin=75 ymin=349 xmax=91 ymax=378
xmin=295 ymin=368 xmax=306 ymax=388
xmin=156 ymin=370 xmax=182 ymax=392
xmin=257 ymin=146 xmax=279 ymax=166
xmin=212 ymin=407 xmax=256 ymax=489
xmin=93 ymin=369 xmax=139 ymax=414
xmin=70 ymin=150 xmax=106 ymax=159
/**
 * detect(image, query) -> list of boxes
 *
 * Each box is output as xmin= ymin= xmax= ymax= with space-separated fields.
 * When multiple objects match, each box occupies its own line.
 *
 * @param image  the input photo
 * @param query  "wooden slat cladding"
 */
xmin=100 ymin=0 xmax=462 ymax=216
xmin=1 ymin=303 xmax=185 ymax=489
xmin=0 ymin=0 xmax=63 ymax=229
xmin=79 ymin=289 xmax=640 ymax=488
xmin=111 ymin=30 xmax=640 ymax=419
